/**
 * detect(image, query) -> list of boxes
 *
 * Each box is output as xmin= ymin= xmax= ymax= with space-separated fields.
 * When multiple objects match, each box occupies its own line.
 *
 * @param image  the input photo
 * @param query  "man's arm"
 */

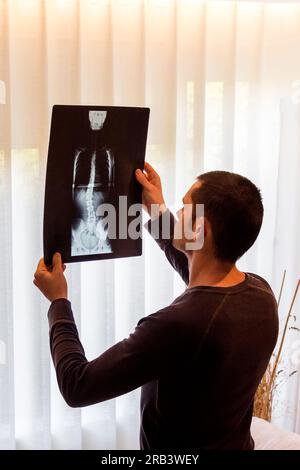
xmin=33 ymin=254 xmax=193 ymax=408
xmin=144 ymin=208 xmax=189 ymax=285
xmin=48 ymin=298 xmax=193 ymax=408
xmin=135 ymin=163 xmax=189 ymax=285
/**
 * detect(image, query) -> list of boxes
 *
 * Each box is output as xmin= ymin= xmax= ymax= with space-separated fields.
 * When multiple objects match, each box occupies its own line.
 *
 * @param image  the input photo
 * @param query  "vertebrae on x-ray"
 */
xmin=74 ymin=150 xmax=98 ymax=250
xmin=71 ymin=110 xmax=115 ymax=255
xmin=72 ymin=145 xmax=114 ymax=252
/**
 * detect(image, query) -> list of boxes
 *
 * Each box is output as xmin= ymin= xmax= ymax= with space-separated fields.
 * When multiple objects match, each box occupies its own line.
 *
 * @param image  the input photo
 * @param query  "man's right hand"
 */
xmin=135 ymin=162 xmax=167 ymax=219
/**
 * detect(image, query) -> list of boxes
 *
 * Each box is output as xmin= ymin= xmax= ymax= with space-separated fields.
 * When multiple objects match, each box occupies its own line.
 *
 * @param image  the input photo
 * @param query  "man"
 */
xmin=34 ymin=163 xmax=278 ymax=450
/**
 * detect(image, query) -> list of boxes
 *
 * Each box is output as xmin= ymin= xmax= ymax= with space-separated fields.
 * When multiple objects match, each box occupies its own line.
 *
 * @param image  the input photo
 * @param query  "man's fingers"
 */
xmin=135 ymin=168 xmax=152 ymax=190
xmin=36 ymin=257 xmax=47 ymax=272
xmin=144 ymin=161 xmax=160 ymax=179
xmin=34 ymin=258 xmax=48 ymax=279
xmin=52 ymin=252 xmax=63 ymax=272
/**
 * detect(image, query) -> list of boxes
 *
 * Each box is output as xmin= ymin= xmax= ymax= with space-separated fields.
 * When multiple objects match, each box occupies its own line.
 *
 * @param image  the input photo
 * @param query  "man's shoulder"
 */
xmin=136 ymin=292 xmax=194 ymax=332
xmin=246 ymin=272 xmax=276 ymax=297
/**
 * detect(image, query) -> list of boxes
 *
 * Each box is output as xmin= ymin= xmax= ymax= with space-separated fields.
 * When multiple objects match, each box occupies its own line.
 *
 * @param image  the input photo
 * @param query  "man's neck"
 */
xmin=187 ymin=251 xmax=245 ymax=289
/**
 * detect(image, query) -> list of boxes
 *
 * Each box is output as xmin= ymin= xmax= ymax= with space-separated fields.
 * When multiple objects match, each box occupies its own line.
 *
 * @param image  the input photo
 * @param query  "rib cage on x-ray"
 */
xmin=71 ymin=135 xmax=115 ymax=256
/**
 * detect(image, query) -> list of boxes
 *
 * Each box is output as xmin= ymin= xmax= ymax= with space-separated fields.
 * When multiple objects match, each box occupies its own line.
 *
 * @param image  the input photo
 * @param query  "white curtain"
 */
xmin=0 ymin=0 xmax=299 ymax=450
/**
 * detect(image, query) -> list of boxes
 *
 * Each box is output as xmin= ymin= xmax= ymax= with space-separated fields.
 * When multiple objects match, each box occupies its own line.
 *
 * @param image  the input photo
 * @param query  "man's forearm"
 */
xmin=48 ymin=299 xmax=89 ymax=407
xmin=47 ymin=298 xmax=175 ymax=409
xmin=144 ymin=209 xmax=189 ymax=285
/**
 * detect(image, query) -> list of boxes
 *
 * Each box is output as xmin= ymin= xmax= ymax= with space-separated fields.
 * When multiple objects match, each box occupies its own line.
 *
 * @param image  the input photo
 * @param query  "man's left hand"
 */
xmin=34 ymin=252 xmax=68 ymax=302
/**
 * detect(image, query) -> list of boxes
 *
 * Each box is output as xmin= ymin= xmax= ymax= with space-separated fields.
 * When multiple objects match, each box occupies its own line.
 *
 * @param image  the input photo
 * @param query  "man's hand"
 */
xmin=135 ymin=161 xmax=167 ymax=219
xmin=33 ymin=253 xmax=68 ymax=302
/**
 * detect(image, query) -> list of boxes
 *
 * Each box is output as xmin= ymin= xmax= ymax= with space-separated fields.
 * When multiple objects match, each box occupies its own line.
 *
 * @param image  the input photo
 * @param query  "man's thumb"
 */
xmin=52 ymin=252 xmax=63 ymax=272
xmin=135 ymin=168 xmax=151 ymax=190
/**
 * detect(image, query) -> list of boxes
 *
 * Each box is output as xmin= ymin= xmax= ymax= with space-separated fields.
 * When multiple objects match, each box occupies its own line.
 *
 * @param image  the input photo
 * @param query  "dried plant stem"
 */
xmin=268 ymin=279 xmax=300 ymax=396
xmin=277 ymin=269 xmax=286 ymax=309
xmin=254 ymin=273 xmax=300 ymax=421
xmin=253 ymin=270 xmax=287 ymax=420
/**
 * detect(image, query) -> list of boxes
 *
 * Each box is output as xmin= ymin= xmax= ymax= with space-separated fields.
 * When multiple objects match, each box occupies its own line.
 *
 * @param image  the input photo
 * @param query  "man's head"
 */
xmin=172 ymin=171 xmax=264 ymax=263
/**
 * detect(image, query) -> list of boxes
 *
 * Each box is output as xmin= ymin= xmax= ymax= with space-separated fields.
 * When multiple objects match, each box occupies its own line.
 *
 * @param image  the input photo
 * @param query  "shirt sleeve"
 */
xmin=48 ymin=298 xmax=193 ymax=408
xmin=144 ymin=209 xmax=189 ymax=285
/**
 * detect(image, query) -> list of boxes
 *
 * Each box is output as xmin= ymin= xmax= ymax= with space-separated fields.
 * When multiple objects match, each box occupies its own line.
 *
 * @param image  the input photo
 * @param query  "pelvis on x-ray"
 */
xmin=71 ymin=111 xmax=115 ymax=256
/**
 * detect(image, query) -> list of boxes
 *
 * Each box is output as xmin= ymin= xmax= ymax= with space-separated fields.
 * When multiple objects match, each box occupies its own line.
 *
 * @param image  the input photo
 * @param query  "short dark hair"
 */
xmin=191 ymin=170 xmax=264 ymax=262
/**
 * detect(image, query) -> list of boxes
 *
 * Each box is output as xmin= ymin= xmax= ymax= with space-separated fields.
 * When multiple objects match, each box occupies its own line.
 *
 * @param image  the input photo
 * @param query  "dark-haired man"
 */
xmin=34 ymin=162 xmax=278 ymax=450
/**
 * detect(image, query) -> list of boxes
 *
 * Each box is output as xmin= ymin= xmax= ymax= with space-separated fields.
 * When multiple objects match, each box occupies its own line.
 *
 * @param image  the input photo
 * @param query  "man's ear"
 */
xmin=194 ymin=216 xmax=205 ymax=240
xmin=186 ymin=216 xmax=205 ymax=251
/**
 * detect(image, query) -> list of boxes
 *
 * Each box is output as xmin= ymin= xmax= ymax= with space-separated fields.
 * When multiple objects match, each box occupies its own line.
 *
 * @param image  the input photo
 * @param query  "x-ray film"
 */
xmin=43 ymin=105 xmax=150 ymax=265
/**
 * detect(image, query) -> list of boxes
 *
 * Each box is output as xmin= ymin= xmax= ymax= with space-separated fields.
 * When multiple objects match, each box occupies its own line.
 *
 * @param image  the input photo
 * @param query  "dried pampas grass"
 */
xmin=253 ymin=272 xmax=300 ymax=421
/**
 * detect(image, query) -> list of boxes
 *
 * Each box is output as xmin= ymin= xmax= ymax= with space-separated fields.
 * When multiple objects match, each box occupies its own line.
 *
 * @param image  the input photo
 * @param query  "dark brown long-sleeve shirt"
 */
xmin=48 ymin=210 xmax=278 ymax=449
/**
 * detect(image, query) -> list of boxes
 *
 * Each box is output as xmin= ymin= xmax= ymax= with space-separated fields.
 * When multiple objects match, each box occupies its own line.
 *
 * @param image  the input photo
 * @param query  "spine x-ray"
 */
xmin=43 ymin=105 xmax=150 ymax=266
xmin=71 ymin=111 xmax=115 ymax=256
